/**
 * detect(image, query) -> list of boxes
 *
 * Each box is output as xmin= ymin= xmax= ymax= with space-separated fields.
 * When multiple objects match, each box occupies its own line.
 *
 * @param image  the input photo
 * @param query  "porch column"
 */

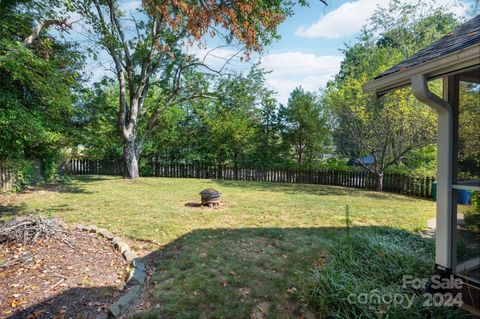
xmin=437 ymin=76 xmax=457 ymax=271
xmin=411 ymin=75 xmax=455 ymax=270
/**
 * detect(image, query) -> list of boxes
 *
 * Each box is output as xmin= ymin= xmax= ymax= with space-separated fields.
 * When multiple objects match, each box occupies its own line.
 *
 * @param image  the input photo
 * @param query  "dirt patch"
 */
xmin=0 ymin=227 xmax=127 ymax=318
xmin=250 ymin=301 xmax=270 ymax=319
xmin=184 ymin=202 xmax=228 ymax=210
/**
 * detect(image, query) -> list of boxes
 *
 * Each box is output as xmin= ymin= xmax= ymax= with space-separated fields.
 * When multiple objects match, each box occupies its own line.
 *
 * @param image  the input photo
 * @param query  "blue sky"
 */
xmin=74 ymin=0 xmax=475 ymax=104
xmin=252 ymin=0 xmax=473 ymax=103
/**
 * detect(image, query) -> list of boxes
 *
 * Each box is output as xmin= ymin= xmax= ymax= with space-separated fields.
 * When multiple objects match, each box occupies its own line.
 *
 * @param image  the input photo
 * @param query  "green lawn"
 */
xmin=4 ymin=176 xmax=435 ymax=244
xmin=2 ymin=176 xmax=456 ymax=319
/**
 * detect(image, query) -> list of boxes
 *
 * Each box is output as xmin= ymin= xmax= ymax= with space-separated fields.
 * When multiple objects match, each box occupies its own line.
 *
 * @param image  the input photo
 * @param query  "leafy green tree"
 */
xmin=254 ymin=91 xmax=286 ymax=168
xmin=392 ymin=144 xmax=437 ymax=176
xmin=325 ymin=0 xmax=459 ymax=190
xmin=0 ymin=0 xmax=84 ymax=175
xmin=458 ymin=82 xmax=480 ymax=179
xmin=70 ymin=0 xmax=315 ymax=178
xmin=280 ymin=87 xmax=330 ymax=168
xmin=203 ymin=69 xmax=263 ymax=168
xmin=75 ymin=80 xmax=122 ymax=160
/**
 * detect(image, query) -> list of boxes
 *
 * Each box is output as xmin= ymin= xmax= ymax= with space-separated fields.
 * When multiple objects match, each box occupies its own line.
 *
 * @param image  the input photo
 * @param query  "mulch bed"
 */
xmin=0 ymin=226 xmax=128 ymax=319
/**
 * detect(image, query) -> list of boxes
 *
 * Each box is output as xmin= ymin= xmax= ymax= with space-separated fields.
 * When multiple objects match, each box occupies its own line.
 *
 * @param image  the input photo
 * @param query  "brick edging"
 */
xmin=76 ymin=225 xmax=146 ymax=318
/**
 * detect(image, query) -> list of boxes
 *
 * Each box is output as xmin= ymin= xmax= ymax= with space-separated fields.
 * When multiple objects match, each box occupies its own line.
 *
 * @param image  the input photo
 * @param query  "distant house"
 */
xmin=364 ymin=15 xmax=480 ymax=315
xmin=347 ymin=155 xmax=375 ymax=167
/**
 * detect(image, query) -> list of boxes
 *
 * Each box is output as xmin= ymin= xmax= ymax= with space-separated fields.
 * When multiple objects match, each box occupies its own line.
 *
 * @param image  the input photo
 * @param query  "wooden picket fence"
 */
xmin=0 ymin=162 xmax=17 ymax=193
xmin=67 ymin=159 xmax=123 ymax=176
xmin=67 ymin=159 xmax=436 ymax=198
xmin=0 ymin=161 xmax=42 ymax=193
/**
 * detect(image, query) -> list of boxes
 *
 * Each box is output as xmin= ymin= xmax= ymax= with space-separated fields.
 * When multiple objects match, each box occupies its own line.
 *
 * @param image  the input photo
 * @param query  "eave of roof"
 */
xmin=364 ymin=14 xmax=480 ymax=95
xmin=363 ymin=44 xmax=480 ymax=95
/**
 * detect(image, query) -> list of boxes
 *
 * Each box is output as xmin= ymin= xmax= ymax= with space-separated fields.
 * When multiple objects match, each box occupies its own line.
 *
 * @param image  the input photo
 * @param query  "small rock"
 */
xmin=123 ymin=250 xmax=137 ymax=262
xmin=127 ymin=268 xmax=146 ymax=286
xmin=87 ymin=225 xmax=98 ymax=233
xmin=113 ymin=240 xmax=129 ymax=254
xmin=111 ymin=237 xmax=122 ymax=245
xmin=109 ymin=285 xmax=142 ymax=317
xmin=98 ymin=228 xmax=114 ymax=240
xmin=128 ymin=269 xmax=147 ymax=286
xmin=132 ymin=259 xmax=146 ymax=272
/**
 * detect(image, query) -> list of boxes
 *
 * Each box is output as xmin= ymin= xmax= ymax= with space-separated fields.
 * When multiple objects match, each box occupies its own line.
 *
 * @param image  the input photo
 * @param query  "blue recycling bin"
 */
xmin=431 ymin=181 xmax=471 ymax=204
xmin=457 ymin=189 xmax=471 ymax=205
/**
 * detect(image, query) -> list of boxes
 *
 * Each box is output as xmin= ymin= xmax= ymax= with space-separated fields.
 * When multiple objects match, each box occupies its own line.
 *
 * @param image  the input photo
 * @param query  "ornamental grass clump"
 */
xmin=304 ymin=209 xmax=467 ymax=318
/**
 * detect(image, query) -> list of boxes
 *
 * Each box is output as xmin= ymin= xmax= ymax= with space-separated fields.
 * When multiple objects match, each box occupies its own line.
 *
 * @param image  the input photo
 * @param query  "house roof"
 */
xmin=364 ymin=15 xmax=480 ymax=94
xmin=349 ymin=155 xmax=375 ymax=166
xmin=375 ymin=15 xmax=480 ymax=79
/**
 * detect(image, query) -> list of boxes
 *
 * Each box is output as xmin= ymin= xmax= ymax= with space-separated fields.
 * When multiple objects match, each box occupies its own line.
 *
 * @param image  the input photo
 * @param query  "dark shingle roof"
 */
xmin=374 ymin=15 xmax=480 ymax=80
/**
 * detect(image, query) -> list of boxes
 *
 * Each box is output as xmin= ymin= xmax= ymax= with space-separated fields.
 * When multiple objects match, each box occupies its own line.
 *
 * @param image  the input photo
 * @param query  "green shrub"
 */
xmin=16 ymin=160 xmax=41 ymax=190
xmin=303 ymin=228 xmax=467 ymax=318
xmin=464 ymin=191 xmax=480 ymax=232
xmin=139 ymin=158 xmax=154 ymax=177
xmin=1 ymin=155 xmax=70 ymax=193
xmin=0 ymin=159 xmax=41 ymax=192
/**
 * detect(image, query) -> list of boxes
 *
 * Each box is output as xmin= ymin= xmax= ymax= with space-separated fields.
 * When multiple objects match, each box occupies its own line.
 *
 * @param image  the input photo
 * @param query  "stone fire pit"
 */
xmin=199 ymin=188 xmax=221 ymax=207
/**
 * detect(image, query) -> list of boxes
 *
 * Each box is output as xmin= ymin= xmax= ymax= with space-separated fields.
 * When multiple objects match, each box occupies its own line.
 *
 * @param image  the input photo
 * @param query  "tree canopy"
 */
xmin=0 ymin=0 xmax=84 ymax=169
xmin=323 ymin=1 xmax=460 ymax=190
xmin=1 ymin=0 xmax=476 ymax=188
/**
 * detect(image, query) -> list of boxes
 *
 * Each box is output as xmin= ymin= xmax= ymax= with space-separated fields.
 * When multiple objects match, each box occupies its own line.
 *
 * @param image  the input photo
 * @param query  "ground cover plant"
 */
xmin=305 ymin=228 xmax=467 ymax=319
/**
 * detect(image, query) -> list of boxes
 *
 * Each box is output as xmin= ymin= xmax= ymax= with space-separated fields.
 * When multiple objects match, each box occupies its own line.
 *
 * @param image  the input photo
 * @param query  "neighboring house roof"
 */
xmin=364 ymin=15 xmax=480 ymax=94
xmin=349 ymin=155 xmax=375 ymax=166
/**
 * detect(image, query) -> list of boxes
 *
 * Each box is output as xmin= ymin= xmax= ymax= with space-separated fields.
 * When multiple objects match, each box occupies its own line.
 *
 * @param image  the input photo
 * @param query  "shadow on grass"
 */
xmin=0 ymin=201 xmax=28 ymax=219
xmin=42 ymin=175 xmax=116 ymax=195
xmin=213 ymin=179 xmax=421 ymax=202
xmin=71 ymin=175 xmax=116 ymax=182
xmin=0 ymin=176 xmax=108 ymax=219
xmin=9 ymin=226 xmax=472 ymax=319
xmin=0 ymin=201 xmax=70 ymax=220
xmin=4 ymin=286 xmax=121 ymax=319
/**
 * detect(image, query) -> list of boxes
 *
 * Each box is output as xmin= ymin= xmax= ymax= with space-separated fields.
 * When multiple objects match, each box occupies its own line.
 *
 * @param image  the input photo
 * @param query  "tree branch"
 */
xmin=92 ymin=0 xmax=129 ymax=140
xmin=24 ymin=19 xmax=72 ymax=46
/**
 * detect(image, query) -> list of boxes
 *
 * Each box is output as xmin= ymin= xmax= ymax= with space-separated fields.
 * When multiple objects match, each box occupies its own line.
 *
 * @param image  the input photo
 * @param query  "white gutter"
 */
xmin=412 ymin=75 xmax=453 ymax=270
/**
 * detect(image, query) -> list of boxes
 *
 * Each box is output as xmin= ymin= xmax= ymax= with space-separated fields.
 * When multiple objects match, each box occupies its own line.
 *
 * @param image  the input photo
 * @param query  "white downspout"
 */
xmin=411 ymin=75 xmax=453 ymax=270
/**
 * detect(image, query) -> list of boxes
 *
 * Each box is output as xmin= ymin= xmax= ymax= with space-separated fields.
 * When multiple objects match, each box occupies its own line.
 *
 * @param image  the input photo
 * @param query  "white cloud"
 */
xmin=259 ymin=52 xmax=342 ymax=104
xmin=191 ymin=48 xmax=341 ymax=104
xmin=296 ymin=0 xmax=387 ymax=39
xmin=259 ymin=52 xmax=341 ymax=77
xmin=190 ymin=47 xmax=244 ymax=70
xmin=295 ymin=0 xmax=468 ymax=39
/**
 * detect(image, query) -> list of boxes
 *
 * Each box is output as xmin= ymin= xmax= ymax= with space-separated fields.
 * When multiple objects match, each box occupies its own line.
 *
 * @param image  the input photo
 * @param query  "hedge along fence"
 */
xmin=0 ymin=160 xmax=42 ymax=193
xmin=67 ymin=159 xmax=436 ymax=198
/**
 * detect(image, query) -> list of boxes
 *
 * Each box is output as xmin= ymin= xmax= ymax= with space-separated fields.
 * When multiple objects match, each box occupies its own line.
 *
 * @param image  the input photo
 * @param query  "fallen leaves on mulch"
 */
xmin=0 ymin=226 xmax=128 ymax=319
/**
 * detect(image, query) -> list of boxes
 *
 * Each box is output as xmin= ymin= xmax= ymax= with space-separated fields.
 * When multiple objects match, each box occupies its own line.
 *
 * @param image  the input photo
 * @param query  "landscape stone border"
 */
xmin=76 ymin=225 xmax=147 ymax=318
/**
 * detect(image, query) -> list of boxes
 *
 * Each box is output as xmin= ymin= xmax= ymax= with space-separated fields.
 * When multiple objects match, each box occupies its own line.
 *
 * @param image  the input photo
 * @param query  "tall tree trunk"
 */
xmin=375 ymin=172 xmax=384 ymax=191
xmin=123 ymin=140 xmax=139 ymax=179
